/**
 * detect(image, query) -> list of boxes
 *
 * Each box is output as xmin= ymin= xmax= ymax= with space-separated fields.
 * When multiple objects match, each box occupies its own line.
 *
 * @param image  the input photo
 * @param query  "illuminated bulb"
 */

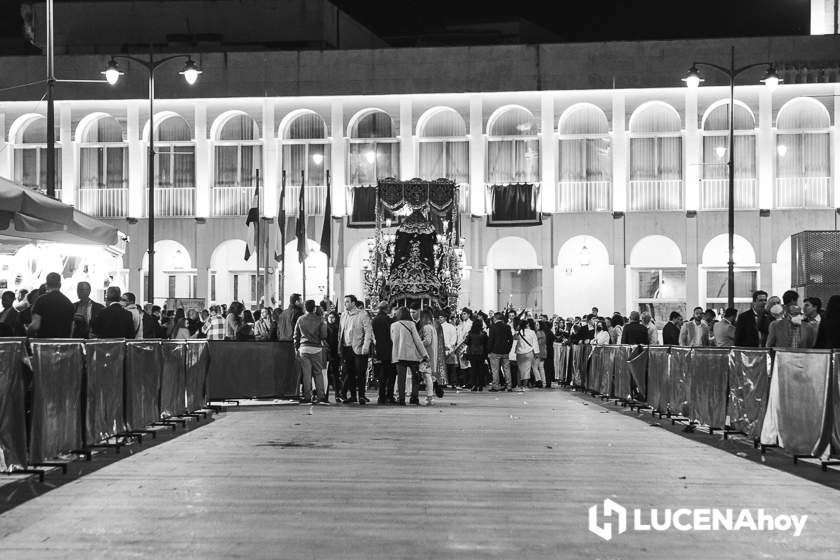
xmin=101 ymin=59 xmax=123 ymax=86
xmin=760 ymin=66 xmax=782 ymax=92
xmin=682 ymin=65 xmax=704 ymax=89
xmin=364 ymin=150 xmax=376 ymax=165
xmin=776 ymin=144 xmax=788 ymax=158
xmin=715 ymin=146 xmax=727 ymax=160
xmin=179 ymin=59 xmax=202 ymax=85
xmin=311 ymin=152 xmax=324 ymax=165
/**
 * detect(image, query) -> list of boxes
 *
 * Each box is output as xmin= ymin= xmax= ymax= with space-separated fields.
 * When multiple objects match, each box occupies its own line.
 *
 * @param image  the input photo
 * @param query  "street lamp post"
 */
xmin=103 ymin=53 xmax=201 ymax=305
xmin=682 ymin=46 xmax=780 ymax=310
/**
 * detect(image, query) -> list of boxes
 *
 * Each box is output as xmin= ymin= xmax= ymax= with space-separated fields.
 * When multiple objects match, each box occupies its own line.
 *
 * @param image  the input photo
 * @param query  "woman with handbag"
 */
xmin=390 ymin=307 xmax=429 ymax=406
xmin=513 ymin=317 xmax=540 ymax=392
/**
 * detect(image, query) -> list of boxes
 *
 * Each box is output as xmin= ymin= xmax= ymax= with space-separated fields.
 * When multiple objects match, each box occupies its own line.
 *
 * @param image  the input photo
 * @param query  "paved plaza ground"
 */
xmin=1 ymin=388 xmax=839 ymax=559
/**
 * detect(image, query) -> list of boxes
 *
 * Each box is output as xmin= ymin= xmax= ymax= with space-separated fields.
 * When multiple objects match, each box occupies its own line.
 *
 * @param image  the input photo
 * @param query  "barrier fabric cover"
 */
xmin=761 ymin=350 xmax=832 ymax=457
xmin=727 ymin=348 xmax=771 ymax=440
xmin=185 ymin=341 xmax=209 ymax=412
xmin=160 ymin=341 xmax=187 ymax=417
xmin=553 ymin=344 xmax=570 ymax=385
xmin=84 ymin=340 xmax=125 ymax=445
xmin=0 ymin=340 xmax=27 ymax=472
xmin=597 ymin=346 xmax=616 ymax=396
xmin=613 ymin=345 xmax=633 ymax=401
xmin=30 ymin=341 xmax=84 ymax=463
xmin=669 ymin=347 xmax=691 ymax=417
xmin=834 ymin=352 xmax=840 ymax=453
xmin=570 ymin=345 xmax=582 ymax=387
xmin=647 ymin=346 xmax=669 ymax=413
xmin=125 ymin=341 xmax=163 ymax=430
xmin=206 ymin=341 xmax=300 ymax=399
xmin=688 ymin=347 xmax=729 ymax=428
xmin=626 ymin=345 xmax=648 ymax=401
xmin=580 ymin=344 xmax=592 ymax=390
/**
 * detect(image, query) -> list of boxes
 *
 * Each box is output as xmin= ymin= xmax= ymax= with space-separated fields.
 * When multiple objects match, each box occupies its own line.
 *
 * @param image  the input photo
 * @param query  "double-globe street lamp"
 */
xmin=682 ymin=46 xmax=781 ymax=310
xmin=102 ymin=55 xmax=202 ymax=305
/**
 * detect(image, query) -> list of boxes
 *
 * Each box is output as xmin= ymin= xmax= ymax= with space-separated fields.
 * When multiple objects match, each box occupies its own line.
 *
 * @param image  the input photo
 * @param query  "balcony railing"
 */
xmin=775 ymin=177 xmax=832 ymax=209
xmin=556 ymin=180 xmax=611 ymax=212
xmin=699 ymin=178 xmax=757 ymax=210
xmin=145 ymin=187 xmax=195 ymax=217
xmin=458 ymin=184 xmax=470 ymax=213
xmin=78 ymin=187 xmax=128 ymax=218
xmin=212 ymin=185 xmax=253 ymax=216
xmin=284 ymin=184 xmax=327 ymax=215
xmin=628 ymin=179 xmax=683 ymax=211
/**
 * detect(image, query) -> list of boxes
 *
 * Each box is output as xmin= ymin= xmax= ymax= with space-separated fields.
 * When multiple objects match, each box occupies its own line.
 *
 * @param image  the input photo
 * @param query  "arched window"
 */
xmin=12 ymin=116 xmax=62 ymax=194
xmin=775 ymin=98 xmax=831 ymax=208
xmin=700 ymin=102 xmax=756 ymax=210
xmin=417 ymin=108 xmax=469 ymax=183
xmin=78 ymin=115 xmax=128 ymax=217
xmin=347 ymin=110 xmax=399 ymax=185
xmin=487 ymin=106 xmax=540 ymax=183
xmin=151 ymin=115 xmax=195 ymax=216
xmin=281 ymin=111 xmax=330 ymax=215
xmin=628 ymin=102 xmax=683 ymax=211
xmin=213 ymin=113 xmax=261 ymax=216
xmin=557 ymin=104 xmax=611 ymax=212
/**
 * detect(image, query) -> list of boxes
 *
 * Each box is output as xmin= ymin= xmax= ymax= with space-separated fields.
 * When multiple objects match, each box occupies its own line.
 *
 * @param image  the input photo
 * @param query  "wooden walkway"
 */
xmin=1 ymin=389 xmax=839 ymax=559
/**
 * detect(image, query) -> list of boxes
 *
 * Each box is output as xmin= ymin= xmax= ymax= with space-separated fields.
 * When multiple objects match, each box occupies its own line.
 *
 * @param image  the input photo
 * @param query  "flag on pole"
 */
xmin=296 ymin=171 xmax=307 ymax=263
xmin=319 ymin=171 xmax=331 ymax=260
xmin=274 ymin=172 xmax=286 ymax=263
xmin=244 ymin=183 xmax=259 ymax=261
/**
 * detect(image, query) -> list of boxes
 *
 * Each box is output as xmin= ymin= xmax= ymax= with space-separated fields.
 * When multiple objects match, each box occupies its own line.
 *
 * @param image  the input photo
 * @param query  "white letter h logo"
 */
xmin=588 ymin=499 xmax=628 ymax=541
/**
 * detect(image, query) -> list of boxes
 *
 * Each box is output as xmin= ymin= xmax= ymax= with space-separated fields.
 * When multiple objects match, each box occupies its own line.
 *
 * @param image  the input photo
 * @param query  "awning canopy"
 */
xmin=0 ymin=177 xmax=119 ymax=246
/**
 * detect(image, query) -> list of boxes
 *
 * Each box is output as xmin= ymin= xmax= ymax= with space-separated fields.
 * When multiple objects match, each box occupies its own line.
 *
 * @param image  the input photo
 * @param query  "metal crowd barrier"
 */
xmin=0 ymin=338 xmax=214 ymax=478
xmin=553 ymin=342 xmax=840 ymax=470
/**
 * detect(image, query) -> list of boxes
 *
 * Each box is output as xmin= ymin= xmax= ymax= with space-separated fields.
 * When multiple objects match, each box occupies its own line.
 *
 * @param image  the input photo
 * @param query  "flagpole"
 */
xmin=279 ymin=170 xmax=286 ymax=304
xmin=325 ymin=170 xmax=331 ymax=306
xmin=300 ymin=170 xmax=306 ymax=301
xmin=255 ymin=169 xmax=261 ymax=309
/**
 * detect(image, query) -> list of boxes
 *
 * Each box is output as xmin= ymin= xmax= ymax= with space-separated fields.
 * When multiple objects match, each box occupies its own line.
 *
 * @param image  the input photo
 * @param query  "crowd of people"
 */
xmin=3 ymin=272 xmax=839 ymax=407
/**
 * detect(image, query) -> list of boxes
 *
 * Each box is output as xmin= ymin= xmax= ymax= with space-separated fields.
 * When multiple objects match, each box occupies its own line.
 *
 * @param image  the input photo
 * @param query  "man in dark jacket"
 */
xmin=662 ymin=311 xmax=682 ymax=345
xmin=371 ymin=301 xmax=395 ymax=404
xmin=91 ymin=287 xmax=135 ymax=339
xmin=734 ymin=290 xmax=768 ymax=347
xmin=0 ymin=290 xmax=23 ymax=336
xmin=71 ymin=281 xmax=104 ymax=338
xmin=620 ymin=311 xmax=650 ymax=345
xmin=487 ymin=313 xmax=514 ymax=391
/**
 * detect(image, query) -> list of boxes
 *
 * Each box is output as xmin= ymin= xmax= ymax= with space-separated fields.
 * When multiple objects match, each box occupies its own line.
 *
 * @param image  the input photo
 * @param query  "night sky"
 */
xmin=0 ymin=0 xmax=812 ymax=49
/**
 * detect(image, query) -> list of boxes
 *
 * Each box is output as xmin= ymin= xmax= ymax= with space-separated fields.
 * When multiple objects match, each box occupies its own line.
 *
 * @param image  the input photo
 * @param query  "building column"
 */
xmin=0 ymin=113 xmax=7 ymax=180
xmin=684 ymin=87 xmax=700 ymax=211
xmin=833 ymin=83 xmax=840 ymax=207
xmin=611 ymin=92 xmax=627 ymax=212
xmin=540 ymin=93 xmax=556 ymax=213
xmin=399 ymin=98 xmax=414 ymax=180
xmin=468 ymin=95 xmax=485 ymax=215
xmin=612 ymin=214 xmax=626 ymax=313
xmin=540 ymin=218 xmax=555 ymax=312
xmin=759 ymin=212 xmax=773 ymax=294
xmin=127 ymin=103 xmax=143 ymax=218
xmin=331 ymin=101 xmax=346 ymax=216
xmin=194 ymin=101 xmax=210 ymax=217
xmin=685 ymin=215 xmax=699 ymax=308
xmin=262 ymin=99 xmax=277 ymax=219
xmin=757 ymin=87 xmax=774 ymax=210
xmin=59 ymin=103 xmax=74 ymax=205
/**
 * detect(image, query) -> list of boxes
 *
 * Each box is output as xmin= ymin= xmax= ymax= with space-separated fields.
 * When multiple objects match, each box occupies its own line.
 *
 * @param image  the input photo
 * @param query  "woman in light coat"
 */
xmin=390 ymin=307 xmax=429 ymax=405
xmin=513 ymin=318 xmax=541 ymax=391
xmin=418 ymin=308 xmax=439 ymax=405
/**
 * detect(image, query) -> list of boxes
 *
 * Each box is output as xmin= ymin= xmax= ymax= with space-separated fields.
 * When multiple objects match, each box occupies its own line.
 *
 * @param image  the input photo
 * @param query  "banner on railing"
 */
xmin=761 ymin=349 xmax=832 ymax=457
xmin=727 ymin=348 xmax=771 ymax=440
xmin=688 ymin=347 xmax=729 ymax=428
xmin=570 ymin=345 xmax=582 ymax=387
xmin=29 ymin=341 xmax=84 ymax=463
xmin=647 ymin=346 xmax=669 ymax=413
xmin=0 ymin=340 xmax=27 ymax=472
xmin=160 ymin=341 xmax=187 ymax=418
xmin=207 ymin=341 xmax=300 ymax=399
xmin=669 ymin=347 xmax=691 ymax=418
xmin=185 ymin=340 xmax=209 ymax=412
xmin=125 ymin=341 xmax=163 ymax=430
xmin=626 ymin=345 xmax=648 ymax=401
xmin=84 ymin=340 xmax=125 ymax=446
xmin=613 ymin=345 xmax=633 ymax=401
